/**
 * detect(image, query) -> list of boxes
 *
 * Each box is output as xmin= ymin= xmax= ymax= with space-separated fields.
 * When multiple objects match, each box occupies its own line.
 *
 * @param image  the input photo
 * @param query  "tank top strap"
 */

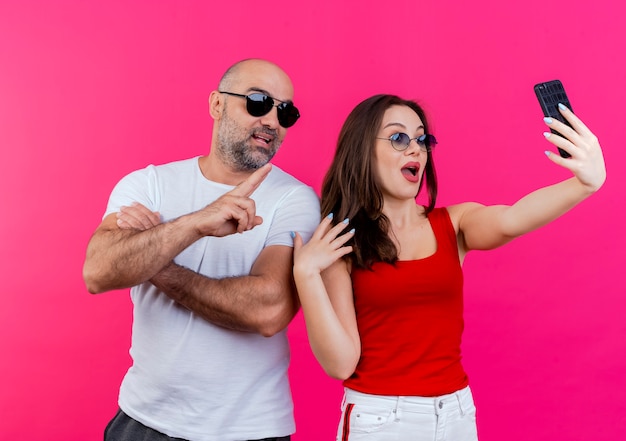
xmin=427 ymin=207 xmax=459 ymax=258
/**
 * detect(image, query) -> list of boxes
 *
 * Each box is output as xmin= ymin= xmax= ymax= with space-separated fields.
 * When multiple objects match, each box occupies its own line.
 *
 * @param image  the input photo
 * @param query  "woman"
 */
xmin=291 ymin=94 xmax=606 ymax=440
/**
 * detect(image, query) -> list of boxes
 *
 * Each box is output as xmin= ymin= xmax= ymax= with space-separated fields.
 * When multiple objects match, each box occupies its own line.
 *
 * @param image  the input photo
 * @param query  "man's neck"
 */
xmin=198 ymin=153 xmax=256 ymax=186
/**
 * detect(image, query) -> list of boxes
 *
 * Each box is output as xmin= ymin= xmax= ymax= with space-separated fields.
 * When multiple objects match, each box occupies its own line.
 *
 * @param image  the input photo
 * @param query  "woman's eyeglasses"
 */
xmin=219 ymin=91 xmax=300 ymax=128
xmin=376 ymin=133 xmax=438 ymax=152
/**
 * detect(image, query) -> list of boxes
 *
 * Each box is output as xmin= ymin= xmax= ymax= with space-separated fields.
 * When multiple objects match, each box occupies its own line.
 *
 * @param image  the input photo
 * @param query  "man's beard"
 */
xmin=219 ymin=136 xmax=279 ymax=171
xmin=217 ymin=110 xmax=282 ymax=172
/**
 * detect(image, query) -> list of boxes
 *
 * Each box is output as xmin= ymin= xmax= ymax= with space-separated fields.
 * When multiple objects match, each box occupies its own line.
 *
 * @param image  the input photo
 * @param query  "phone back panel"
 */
xmin=534 ymin=79 xmax=573 ymax=158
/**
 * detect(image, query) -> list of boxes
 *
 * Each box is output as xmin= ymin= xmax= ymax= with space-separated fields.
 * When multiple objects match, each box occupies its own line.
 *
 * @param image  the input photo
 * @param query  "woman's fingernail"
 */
xmin=544 ymin=151 xmax=551 ymax=157
xmin=558 ymin=103 xmax=567 ymax=111
xmin=290 ymin=231 xmax=296 ymax=239
xmin=543 ymin=132 xmax=551 ymax=138
xmin=543 ymin=117 xmax=553 ymax=124
xmin=326 ymin=213 xmax=334 ymax=220
xmin=349 ymin=228 xmax=355 ymax=234
xmin=342 ymin=218 xmax=350 ymax=224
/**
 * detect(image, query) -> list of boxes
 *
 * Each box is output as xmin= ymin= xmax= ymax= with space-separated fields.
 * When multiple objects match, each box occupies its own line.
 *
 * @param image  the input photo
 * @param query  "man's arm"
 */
xmin=150 ymin=245 xmax=298 ymax=337
xmin=83 ymin=164 xmax=271 ymax=293
xmin=83 ymin=213 xmax=203 ymax=293
xmin=109 ymin=189 xmax=300 ymax=337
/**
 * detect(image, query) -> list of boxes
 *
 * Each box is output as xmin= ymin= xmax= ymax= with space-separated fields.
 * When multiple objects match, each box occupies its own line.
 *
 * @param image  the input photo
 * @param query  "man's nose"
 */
xmin=259 ymin=106 xmax=280 ymax=129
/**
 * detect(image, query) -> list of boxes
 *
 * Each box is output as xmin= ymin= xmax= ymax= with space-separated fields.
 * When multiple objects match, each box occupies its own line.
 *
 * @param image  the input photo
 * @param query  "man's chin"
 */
xmin=249 ymin=150 xmax=275 ymax=166
xmin=237 ymin=156 xmax=273 ymax=172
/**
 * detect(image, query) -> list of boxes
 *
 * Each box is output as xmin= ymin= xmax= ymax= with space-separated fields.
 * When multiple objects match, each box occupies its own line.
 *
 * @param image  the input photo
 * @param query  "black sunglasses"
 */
xmin=219 ymin=91 xmax=300 ymax=128
xmin=376 ymin=133 xmax=438 ymax=152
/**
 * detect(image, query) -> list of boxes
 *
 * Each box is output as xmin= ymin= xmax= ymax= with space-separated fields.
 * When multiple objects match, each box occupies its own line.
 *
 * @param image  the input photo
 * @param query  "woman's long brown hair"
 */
xmin=320 ymin=94 xmax=438 ymax=269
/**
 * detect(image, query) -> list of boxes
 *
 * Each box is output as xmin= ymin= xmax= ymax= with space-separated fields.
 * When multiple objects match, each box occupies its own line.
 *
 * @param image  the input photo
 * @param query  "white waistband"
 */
xmin=342 ymin=386 xmax=474 ymax=416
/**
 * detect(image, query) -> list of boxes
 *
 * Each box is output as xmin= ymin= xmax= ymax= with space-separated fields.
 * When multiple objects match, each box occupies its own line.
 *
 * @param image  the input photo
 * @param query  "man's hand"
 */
xmin=117 ymin=202 xmax=161 ymax=230
xmin=116 ymin=163 xmax=272 ymax=237
xmin=86 ymin=164 xmax=273 ymax=294
xmin=193 ymin=163 xmax=272 ymax=237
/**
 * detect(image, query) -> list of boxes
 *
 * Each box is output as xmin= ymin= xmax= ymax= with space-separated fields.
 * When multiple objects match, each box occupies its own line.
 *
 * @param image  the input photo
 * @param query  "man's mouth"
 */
xmin=252 ymin=133 xmax=272 ymax=144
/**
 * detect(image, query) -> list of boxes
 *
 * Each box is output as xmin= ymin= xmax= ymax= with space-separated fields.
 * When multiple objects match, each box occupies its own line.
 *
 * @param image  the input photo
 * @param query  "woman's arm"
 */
xmin=450 ymin=104 xmax=606 ymax=253
xmin=292 ymin=216 xmax=360 ymax=380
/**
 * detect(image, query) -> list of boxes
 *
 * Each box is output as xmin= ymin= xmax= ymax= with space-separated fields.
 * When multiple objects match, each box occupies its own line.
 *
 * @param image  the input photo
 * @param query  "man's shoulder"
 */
xmin=151 ymin=156 xmax=199 ymax=172
xmin=121 ymin=156 xmax=198 ymax=178
xmin=259 ymin=165 xmax=319 ymax=211
xmin=267 ymin=165 xmax=312 ymax=189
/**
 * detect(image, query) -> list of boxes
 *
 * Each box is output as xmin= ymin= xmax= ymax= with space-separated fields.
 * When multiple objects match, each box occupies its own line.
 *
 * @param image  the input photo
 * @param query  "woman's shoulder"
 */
xmin=439 ymin=202 xmax=486 ymax=232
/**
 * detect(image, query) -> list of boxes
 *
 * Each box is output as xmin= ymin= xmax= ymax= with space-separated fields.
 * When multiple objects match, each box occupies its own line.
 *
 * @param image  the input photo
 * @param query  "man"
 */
xmin=83 ymin=59 xmax=320 ymax=441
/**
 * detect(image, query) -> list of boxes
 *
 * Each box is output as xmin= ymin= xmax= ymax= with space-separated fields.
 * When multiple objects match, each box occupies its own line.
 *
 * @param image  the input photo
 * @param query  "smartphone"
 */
xmin=534 ymin=79 xmax=573 ymax=158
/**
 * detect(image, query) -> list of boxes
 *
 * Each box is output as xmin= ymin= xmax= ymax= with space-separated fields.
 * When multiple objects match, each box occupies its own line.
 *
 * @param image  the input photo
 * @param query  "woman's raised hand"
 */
xmin=543 ymin=104 xmax=606 ymax=193
xmin=292 ymin=214 xmax=354 ymax=277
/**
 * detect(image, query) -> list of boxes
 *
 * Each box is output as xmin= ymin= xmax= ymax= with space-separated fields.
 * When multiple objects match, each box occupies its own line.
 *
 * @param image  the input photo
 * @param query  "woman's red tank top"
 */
xmin=344 ymin=207 xmax=468 ymax=396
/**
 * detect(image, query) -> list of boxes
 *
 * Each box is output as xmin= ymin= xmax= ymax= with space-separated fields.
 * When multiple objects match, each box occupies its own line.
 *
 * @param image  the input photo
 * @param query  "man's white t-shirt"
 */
xmin=104 ymin=157 xmax=320 ymax=441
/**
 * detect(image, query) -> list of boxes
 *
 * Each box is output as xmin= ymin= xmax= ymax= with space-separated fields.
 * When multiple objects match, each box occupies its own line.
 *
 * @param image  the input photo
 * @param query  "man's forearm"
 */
xmin=150 ymin=263 xmax=298 ymax=337
xmin=83 ymin=214 xmax=201 ymax=293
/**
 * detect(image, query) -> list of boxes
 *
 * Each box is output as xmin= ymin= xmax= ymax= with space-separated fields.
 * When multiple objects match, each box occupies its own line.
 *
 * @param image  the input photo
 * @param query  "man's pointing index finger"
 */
xmin=230 ymin=163 xmax=272 ymax=197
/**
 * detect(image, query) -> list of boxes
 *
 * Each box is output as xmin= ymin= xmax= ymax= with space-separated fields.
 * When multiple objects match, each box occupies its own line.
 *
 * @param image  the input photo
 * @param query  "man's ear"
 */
xmin=208 ymin=90 xmax=223 ymax=120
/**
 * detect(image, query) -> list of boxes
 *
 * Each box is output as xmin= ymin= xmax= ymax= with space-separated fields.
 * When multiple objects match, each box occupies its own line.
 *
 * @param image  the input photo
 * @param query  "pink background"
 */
xmin=1 ymin=0 xmax=624 ymax=439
